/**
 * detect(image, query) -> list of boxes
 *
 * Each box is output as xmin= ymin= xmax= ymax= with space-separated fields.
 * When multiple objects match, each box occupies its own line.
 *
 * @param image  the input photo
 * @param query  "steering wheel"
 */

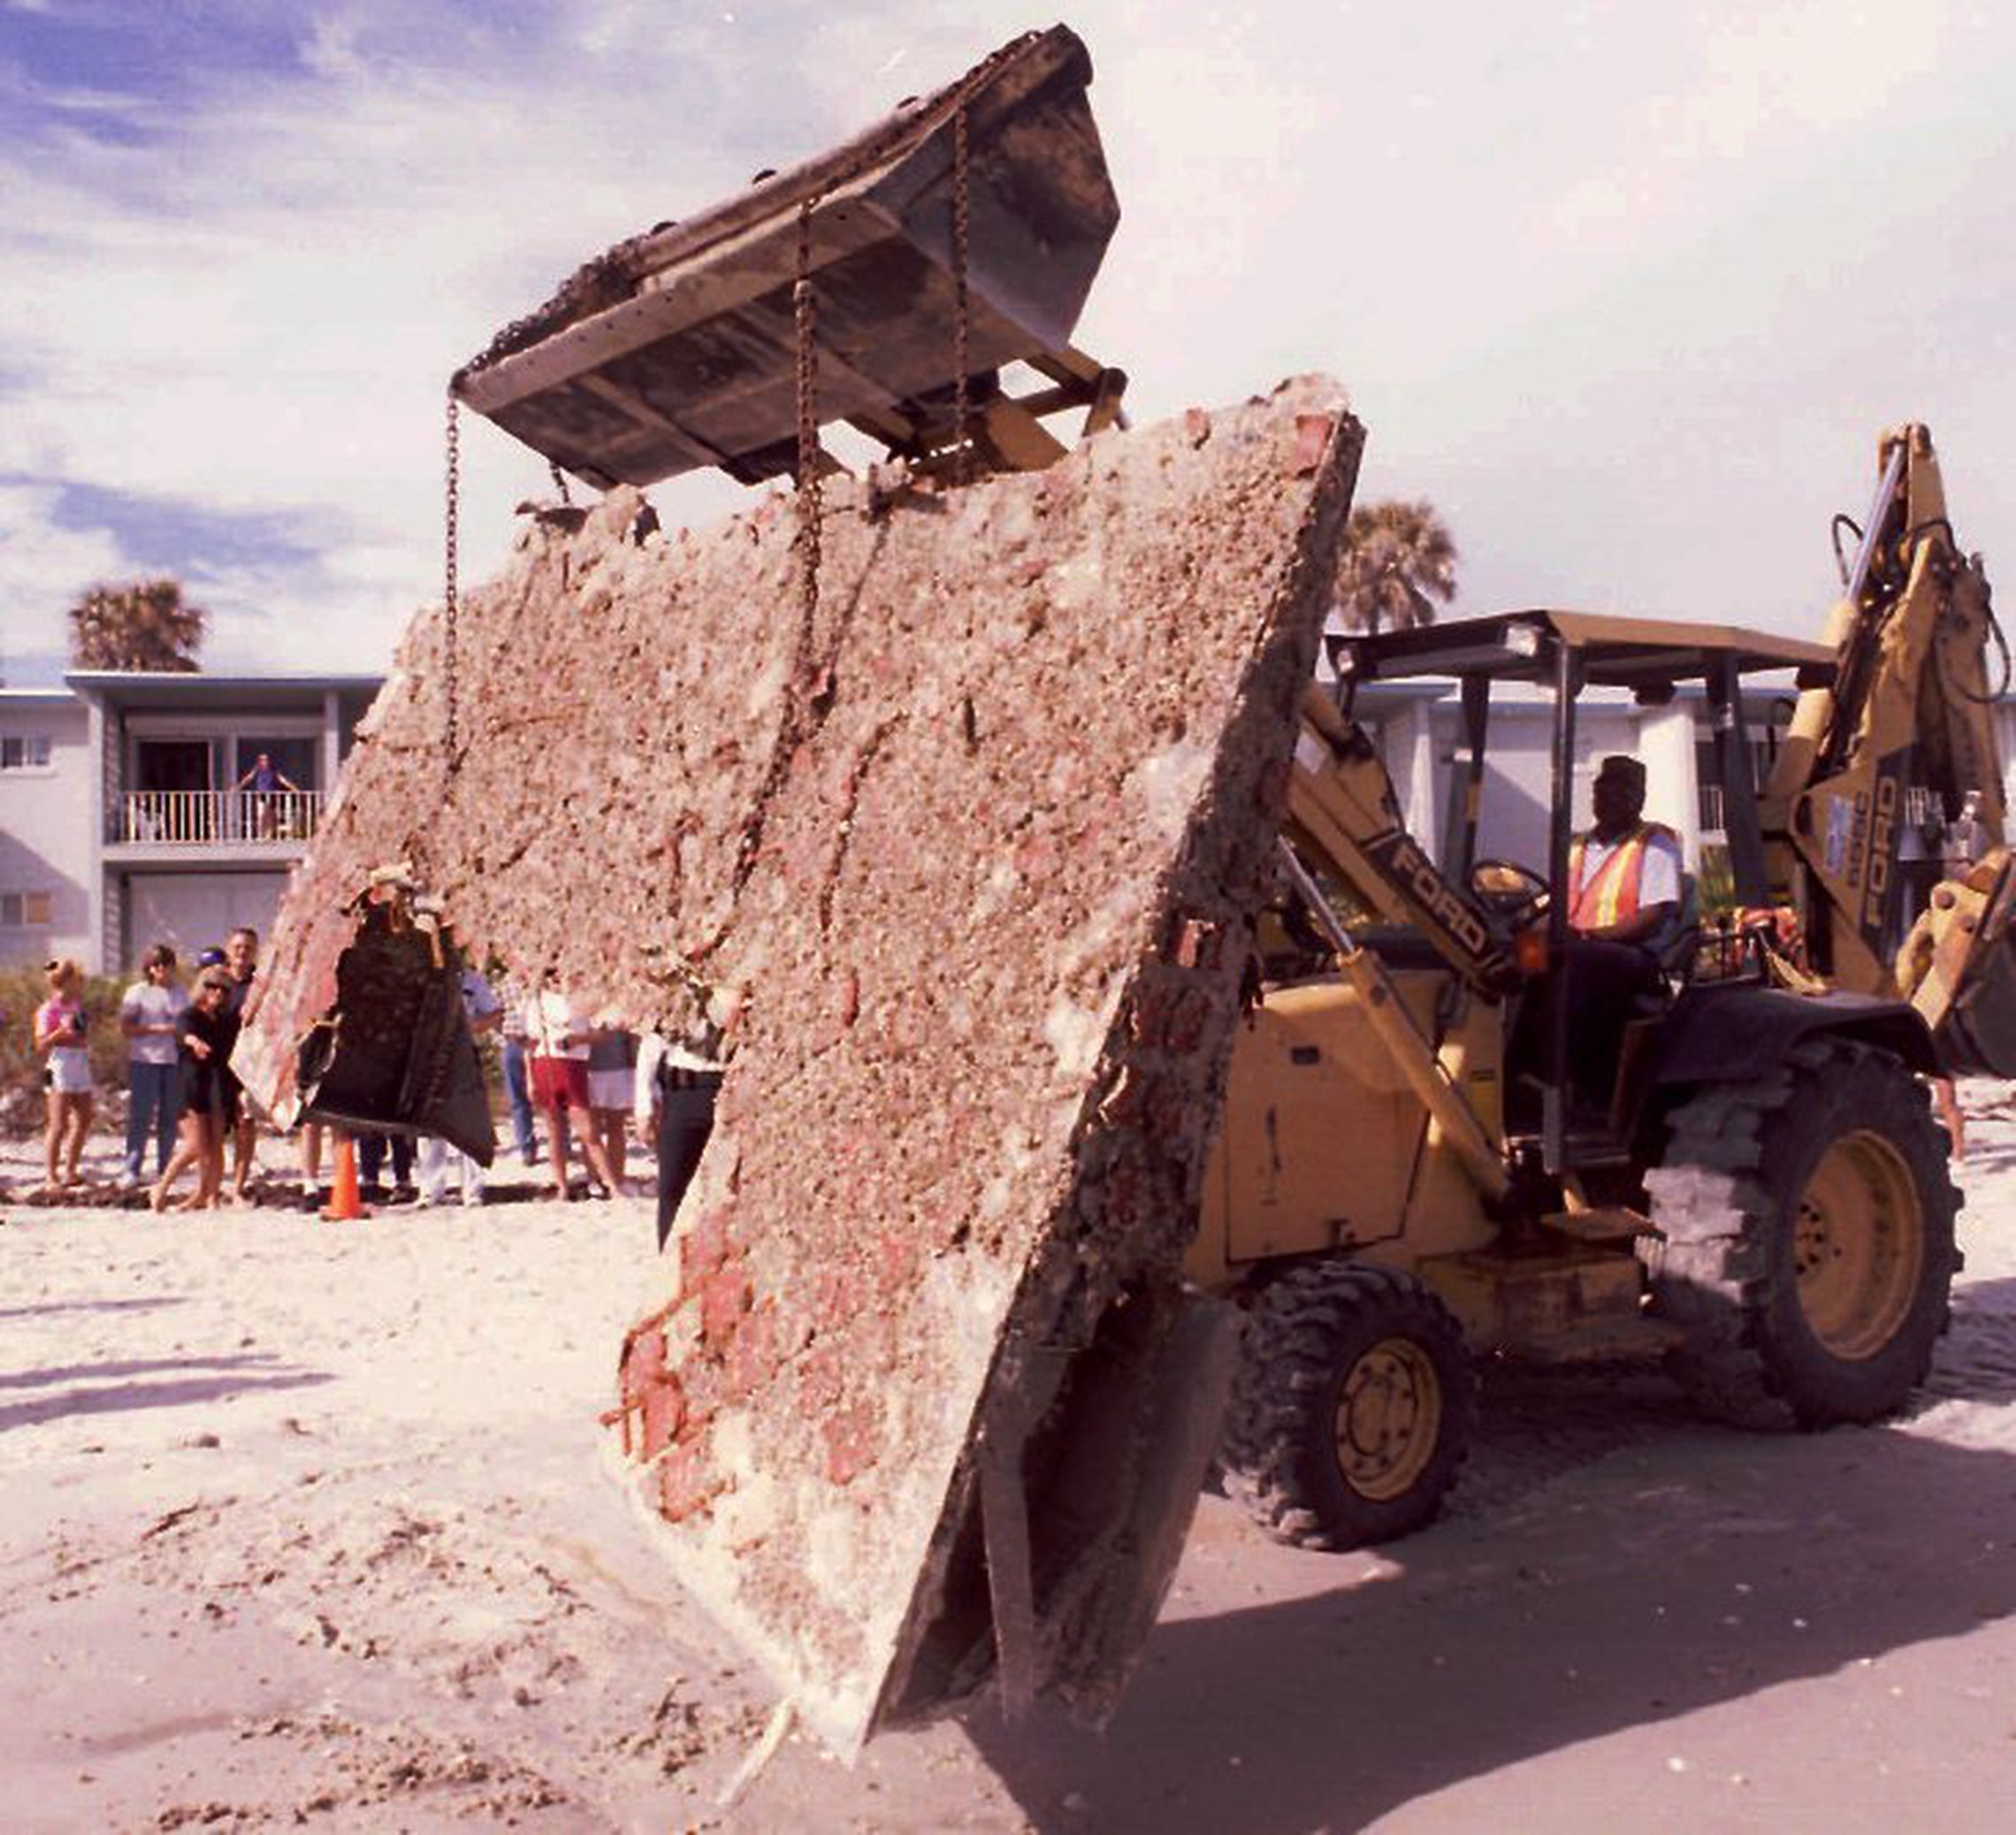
xmin=1469 ymin=858 xmax=1551 ymax=927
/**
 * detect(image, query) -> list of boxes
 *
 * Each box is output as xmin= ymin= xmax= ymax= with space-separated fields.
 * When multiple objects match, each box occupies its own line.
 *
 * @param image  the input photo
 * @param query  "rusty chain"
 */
xmin=443 ymin=392 xmax=461 ymax=773
xmin=793 ymin=197 xmax=823 ymax=625
xmin=951 ymin=103 xmax=971 ymax=486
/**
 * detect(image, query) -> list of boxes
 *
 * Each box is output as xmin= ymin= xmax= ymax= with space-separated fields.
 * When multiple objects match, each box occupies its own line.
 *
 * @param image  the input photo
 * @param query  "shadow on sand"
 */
xmin=0 ymin=1352 xmax=286 ymax=1393
xmin=966 ymin=1358 xmax=2016 ymax=1832
xmin=1952 ymin=1136 xmax=2016 ymax=1178
xmin=0 ymin=1296 xmax=187 ymax=1322
xmin=0 ymin=1353 xmax=333 ymax=1434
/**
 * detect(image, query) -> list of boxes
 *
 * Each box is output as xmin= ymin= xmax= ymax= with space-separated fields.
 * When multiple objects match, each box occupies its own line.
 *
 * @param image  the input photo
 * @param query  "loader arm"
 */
xmin=1761 ymin=423 xmax=2016 ymax=1069
xmin=1285 ymin=682 xmax=1519 ymax=998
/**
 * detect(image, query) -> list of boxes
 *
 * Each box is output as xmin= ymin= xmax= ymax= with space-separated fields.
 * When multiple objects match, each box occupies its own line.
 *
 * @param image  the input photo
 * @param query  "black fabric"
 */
xmin=218 ymin=971 xmax=254 ymax=1105
xmin=357 ymin=1131 xmax=414 ymax=1186
xmin=1511 ymin=939 xmax=1664 ymax=1110
xmin=1561 ymin=938 xmax=1663 ymax=1104
xmin=655 ymin=1082 xmax=718 ymax=1252
xmin=294 ymin=908 xmax=493 ymax=1163
xmin=178 ymin=1001 xmax=234 ymax=1120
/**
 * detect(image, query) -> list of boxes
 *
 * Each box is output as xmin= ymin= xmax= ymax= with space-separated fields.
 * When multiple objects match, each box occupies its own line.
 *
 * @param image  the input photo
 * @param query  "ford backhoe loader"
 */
xmin=1198 ymin=422 xmax=2012 ymax=1550
xmin=435 ymin=27 xmax=1995 ymax=1561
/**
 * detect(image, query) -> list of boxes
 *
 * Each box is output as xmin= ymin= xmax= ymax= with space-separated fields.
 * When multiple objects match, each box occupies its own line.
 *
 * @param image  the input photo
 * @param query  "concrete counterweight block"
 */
xmin=236 ymin=378 xmax=1364 ymax=1755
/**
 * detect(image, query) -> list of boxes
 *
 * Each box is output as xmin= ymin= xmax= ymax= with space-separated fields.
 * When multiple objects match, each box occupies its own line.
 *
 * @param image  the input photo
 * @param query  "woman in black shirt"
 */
xmin=149 ymin=972 xmax=233 ymax=1212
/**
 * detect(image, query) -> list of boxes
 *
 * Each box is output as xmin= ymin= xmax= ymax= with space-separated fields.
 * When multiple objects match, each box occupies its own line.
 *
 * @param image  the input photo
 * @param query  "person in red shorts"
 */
xmin=524 ymin=976 xmax=621 ymax=1201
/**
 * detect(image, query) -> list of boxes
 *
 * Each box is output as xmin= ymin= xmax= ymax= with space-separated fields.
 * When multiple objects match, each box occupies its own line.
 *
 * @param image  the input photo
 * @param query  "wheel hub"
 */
xmin=1334 ymin=1335 xmax=1442 ymax=1501
xmin=1793 ymin=1128 xmax=1926 ymax=1360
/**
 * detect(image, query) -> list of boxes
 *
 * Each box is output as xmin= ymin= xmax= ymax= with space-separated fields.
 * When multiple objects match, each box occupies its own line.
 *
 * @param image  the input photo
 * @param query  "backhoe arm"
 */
xmin=1762 ymin=423 xmax=2015 ymax=1068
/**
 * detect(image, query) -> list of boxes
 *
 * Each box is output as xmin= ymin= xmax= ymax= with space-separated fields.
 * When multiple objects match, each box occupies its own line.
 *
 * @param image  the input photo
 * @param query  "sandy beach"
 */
xmin=4 ymin=1089 xmax=2015 ymax=1833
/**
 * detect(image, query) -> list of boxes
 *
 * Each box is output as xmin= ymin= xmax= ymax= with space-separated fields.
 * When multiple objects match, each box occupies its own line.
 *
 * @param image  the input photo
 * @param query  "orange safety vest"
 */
xmin=1568 ymin=822 xmax=1677 ymax=933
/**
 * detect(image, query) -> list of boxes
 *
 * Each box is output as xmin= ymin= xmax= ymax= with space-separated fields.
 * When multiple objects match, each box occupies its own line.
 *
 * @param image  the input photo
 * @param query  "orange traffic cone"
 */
xmin=322 ymin=1134 xmax=369 ymax=1220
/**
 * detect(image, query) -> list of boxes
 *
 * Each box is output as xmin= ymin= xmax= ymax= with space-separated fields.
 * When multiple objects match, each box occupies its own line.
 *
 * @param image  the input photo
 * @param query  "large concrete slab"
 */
xmin=236 ymin=381 xmax=1363 ymax=1754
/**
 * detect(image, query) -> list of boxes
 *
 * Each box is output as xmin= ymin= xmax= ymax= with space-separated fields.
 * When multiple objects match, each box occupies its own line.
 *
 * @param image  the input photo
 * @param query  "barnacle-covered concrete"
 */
xmin=236 ymin=380 xmax=1363 ymax=1755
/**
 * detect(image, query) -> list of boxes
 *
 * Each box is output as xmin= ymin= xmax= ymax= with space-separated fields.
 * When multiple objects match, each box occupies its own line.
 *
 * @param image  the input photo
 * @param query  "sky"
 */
xmin=4 ymin=1 xmax=2016 ymax=683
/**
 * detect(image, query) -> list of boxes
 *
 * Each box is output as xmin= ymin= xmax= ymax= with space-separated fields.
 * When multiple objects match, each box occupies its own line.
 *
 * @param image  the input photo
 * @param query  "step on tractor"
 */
xmin=439 ymin=24 xmax=2012 ymax=1559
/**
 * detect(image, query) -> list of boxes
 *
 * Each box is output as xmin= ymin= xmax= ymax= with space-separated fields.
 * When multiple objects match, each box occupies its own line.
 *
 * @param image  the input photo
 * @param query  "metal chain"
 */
xmin=793 ymin=198 xmax=822 ymax=625
xmin=548 ymin=459 xmax=572 ymax=507
xmin=443 ymin=393 xmax=461 ymax=773
xmin=951 ymin=103 xmax=971 ymax=486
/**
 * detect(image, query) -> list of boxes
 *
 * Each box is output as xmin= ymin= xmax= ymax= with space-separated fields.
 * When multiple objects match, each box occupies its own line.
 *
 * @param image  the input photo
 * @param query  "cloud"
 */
xmin=3 ymin=0 xmax=2015 ymax=682
xmin=0 ymin=478 xmax=121 ymax=677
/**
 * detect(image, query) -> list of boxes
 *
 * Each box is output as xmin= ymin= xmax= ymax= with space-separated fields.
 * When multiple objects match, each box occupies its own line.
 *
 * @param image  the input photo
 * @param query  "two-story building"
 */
xmin=10 ymin=646 xmax=2016 ymax=975
xmin=0 ymin=687 xmax=94 ymax=967
xmin=0 ymin=671 xmax=381 ymax=974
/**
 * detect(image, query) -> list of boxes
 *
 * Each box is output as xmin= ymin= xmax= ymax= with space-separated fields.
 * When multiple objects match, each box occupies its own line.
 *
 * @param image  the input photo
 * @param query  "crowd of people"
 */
xmin=27 ymin=938 xmax=714 ymax=1220
xmin=26 ymin=929 xmax=267 ymax=1206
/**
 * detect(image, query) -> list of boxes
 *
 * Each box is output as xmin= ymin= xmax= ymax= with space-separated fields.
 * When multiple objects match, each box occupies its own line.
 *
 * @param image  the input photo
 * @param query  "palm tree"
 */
xmin=1333 ymin=500 xmax=1458 ymax=636
xmin=66 ymin=577 xmax=207 ymax=672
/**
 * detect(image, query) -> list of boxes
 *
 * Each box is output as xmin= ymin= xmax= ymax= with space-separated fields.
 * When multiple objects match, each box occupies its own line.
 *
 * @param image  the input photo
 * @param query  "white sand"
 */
xmin=5 ymin=1089 xmax=2016 ymax=1831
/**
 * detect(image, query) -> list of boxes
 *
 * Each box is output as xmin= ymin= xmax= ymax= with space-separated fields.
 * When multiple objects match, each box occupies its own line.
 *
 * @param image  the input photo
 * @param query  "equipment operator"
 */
xmin=1551 ymin=754 xmax=1684 ymax=1106
xmin=1566 ymin=754 xmax=1682 ymax=944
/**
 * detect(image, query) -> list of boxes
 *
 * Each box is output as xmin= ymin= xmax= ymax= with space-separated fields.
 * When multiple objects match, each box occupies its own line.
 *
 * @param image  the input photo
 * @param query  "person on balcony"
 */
xmin=233 ymin=752 xmax=301 ymax=839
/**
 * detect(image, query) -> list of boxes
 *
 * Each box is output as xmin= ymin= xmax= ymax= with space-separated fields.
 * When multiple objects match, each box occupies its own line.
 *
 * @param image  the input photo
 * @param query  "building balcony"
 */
xmin=105 ymin=789 xmax=326 ymax=856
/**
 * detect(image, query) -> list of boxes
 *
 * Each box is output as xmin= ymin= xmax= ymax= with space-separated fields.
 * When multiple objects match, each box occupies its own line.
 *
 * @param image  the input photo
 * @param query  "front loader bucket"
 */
xmin=451 ymin=25 xmax=1119 ymax=486
xmin=1913 ymin=853 xmax=2016 ymax=1076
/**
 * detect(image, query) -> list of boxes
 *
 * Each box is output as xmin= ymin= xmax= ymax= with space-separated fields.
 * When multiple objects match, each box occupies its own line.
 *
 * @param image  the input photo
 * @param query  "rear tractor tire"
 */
xmin=1219 ymin=1262 xmax=1477 ymax=1551
xmin=1643 ymin=1036 xmax=1959 ymax=1430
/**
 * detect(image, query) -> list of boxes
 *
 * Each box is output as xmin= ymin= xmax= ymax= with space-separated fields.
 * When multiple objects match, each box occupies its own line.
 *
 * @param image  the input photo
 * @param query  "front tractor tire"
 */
xmin=1643 ymin=1036 xmax=1959 ymax=1430
xmin=1220 ymin=1263 xmax=1477 ymax=1551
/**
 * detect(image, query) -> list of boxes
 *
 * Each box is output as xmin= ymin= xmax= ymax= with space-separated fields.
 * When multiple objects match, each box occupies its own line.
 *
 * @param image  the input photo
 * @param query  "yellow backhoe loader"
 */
xmin=1187 ymin=424 xmax=2010 ymax=1551
xmin=435 ymin=29 xmax=2007 ymax=1572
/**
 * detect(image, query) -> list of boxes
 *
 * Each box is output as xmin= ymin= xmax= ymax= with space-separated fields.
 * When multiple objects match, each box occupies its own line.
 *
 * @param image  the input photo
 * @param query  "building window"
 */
xmin=0 ymin=734 xmax=52 ymax=770
xmin=1695 ymin=736 xmax=1776 ymax=833
xmin=0 ymin=891 xmax=53 ymax=927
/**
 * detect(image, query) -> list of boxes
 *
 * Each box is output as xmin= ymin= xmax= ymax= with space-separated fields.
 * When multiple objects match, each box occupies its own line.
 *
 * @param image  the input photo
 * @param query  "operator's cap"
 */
xmin=1595 ymin=754 xmax=1646 ymax=791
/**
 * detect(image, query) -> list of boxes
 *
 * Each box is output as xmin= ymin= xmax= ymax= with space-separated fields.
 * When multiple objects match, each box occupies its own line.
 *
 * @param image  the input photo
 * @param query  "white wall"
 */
xmin=120 ymin=871 xmax=288 ymax=973
xmin=0 ymin=696 xmax=94 ymax=967
xmin=1422 ymin=698 xmax=1643 ymax=872
xmin=1638 ymin=703 xmax=1701 ymax=865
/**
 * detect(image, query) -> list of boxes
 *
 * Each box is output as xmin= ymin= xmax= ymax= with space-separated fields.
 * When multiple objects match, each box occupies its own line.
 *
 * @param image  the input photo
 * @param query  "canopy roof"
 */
xmin=1333 ymin=608 xmax=1836 ymax=693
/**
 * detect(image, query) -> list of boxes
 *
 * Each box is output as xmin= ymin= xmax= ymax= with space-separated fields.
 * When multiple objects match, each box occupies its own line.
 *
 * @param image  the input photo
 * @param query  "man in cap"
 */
xmin=1567 ymin=754 xmax=1683 ymax=946
xmin=1531 ymin=754 xmax=1687 ymax=1112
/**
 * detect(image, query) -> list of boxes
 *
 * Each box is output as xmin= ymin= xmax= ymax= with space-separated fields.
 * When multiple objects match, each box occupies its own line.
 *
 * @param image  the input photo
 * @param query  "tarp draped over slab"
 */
xmin=234 ymin=379 xmax=1363 ymax=1755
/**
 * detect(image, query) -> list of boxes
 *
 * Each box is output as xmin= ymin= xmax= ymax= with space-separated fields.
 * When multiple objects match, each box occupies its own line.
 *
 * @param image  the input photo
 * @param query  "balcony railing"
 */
xmin=111 ymin=789 xmax=325 ymax=846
